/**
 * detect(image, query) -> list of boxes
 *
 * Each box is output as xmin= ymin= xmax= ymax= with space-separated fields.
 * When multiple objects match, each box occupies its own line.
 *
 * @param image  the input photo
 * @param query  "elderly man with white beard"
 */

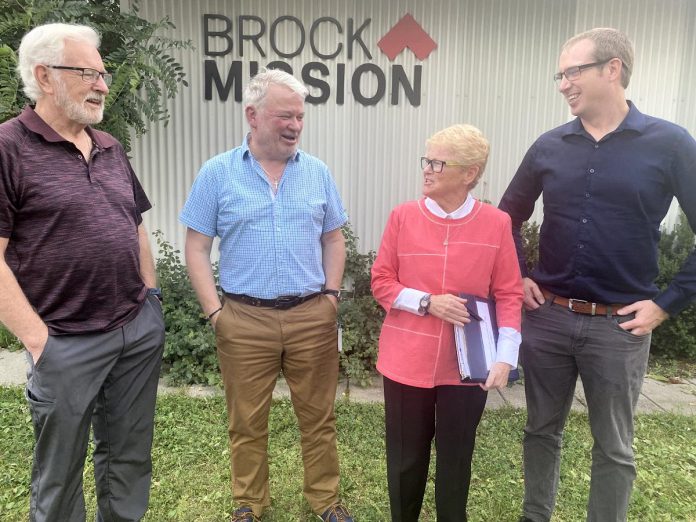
xmin=0 ymin=23 xmax=165 ymax=522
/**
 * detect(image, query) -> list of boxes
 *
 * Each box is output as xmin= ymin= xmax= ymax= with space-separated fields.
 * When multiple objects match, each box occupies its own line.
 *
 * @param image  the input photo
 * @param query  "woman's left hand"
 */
xmin=480 ymin=362 xmax=513 ymax=390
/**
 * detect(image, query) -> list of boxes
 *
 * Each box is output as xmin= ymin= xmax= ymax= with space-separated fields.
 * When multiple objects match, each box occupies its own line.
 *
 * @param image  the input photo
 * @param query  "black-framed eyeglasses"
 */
xmin=46 ymin=65 xmax=112 ymax=86
xmin=420 ymin=156 xmax=467 ymax=173
xmin=553 ymin=58 xmax=614 ymax=85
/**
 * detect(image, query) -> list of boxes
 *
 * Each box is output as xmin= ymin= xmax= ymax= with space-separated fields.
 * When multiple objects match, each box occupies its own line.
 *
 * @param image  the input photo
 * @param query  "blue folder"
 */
xmin=454 ymin=293 xmax=520 ymax=383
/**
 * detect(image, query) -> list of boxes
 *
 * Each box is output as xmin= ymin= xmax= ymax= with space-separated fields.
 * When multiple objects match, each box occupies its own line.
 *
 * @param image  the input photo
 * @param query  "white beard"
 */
xmin=54 ymin=79 xmax=105 ymax=125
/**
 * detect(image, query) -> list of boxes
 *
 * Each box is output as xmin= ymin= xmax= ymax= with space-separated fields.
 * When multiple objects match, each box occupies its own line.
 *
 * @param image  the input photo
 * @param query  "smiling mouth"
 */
xmin=566 ymin=93 xmax=579 ymax=103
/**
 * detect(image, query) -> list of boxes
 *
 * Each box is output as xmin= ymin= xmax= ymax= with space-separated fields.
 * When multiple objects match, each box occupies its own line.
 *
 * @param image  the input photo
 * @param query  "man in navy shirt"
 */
xmin=499 ymin=27 xmax=696 ymax=522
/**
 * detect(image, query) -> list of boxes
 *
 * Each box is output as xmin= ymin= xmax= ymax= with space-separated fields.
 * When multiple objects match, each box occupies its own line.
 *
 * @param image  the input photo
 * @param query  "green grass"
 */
xmin=647 ymin=354 xmax=696 ymax=383
xmin=1 ymin=386 xmax=695 ymax=521
xmin=0 ymin=326 xmax=21 ymax=352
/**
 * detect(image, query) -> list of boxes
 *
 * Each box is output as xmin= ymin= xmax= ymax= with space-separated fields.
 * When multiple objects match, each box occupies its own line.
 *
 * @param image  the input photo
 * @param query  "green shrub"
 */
xmin=651 ymin=211 xmax=696 ymax=359
xmin=154 ymin=231 xmax=220 ymax=386
xmin=0 ymin=0 xmax=191 ymax=152
xmin=338 ymin=224 xmax=384 ymax=387
xmin=520 ymin=221 xmax=539 ymax=275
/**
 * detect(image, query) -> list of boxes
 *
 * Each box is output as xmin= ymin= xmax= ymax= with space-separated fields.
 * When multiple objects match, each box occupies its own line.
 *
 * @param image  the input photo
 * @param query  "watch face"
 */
xmin=419 ymin=294 xmax=431 ymax=312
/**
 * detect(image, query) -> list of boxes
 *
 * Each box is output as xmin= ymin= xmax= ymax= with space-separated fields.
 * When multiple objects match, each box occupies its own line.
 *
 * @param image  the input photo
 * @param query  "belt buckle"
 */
xmin=275 ymin=296 xmax=299 ymax=309
xmin=568 ymin=298 xmax=597 ymax=315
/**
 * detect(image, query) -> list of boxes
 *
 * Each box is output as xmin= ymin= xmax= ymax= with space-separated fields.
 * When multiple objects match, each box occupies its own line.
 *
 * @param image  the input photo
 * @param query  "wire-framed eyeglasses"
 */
xmin=46 ymin=65 xmax=113 ymax=86
xmin=420 ymin=156 xmax=467 ymax=173
xmin=553 ymin=58 xmax=614 ymax=85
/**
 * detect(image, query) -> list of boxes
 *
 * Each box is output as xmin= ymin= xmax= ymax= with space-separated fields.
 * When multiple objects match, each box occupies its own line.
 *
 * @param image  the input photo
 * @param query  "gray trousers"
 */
xmin=520 ymin=299 xmax=651 ymax=522
xmin=25 ymin=295 xmax=165 ymax=522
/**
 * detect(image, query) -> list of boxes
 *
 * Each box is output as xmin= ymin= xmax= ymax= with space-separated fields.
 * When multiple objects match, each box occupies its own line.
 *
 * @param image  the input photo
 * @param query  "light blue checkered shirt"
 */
xmin=180 ymin=135 xmax=348 ymax=298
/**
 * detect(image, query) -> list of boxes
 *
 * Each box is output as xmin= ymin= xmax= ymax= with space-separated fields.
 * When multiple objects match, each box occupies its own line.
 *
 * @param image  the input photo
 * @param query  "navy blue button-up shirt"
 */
xmin=499 ymin=102 xmax=696 ymax=316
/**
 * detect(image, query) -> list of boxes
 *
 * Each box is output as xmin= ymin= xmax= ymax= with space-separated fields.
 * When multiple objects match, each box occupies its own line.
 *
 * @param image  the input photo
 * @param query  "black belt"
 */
xmin=224 ymin=292 xmax=321 ymax=310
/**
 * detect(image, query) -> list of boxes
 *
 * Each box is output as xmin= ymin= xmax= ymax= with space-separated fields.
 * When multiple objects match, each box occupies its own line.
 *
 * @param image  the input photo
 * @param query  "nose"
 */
xmin=94 ymin=75 xmax=109 ymax=94
xmin=557 ymin=75 xmax=571 ymax=93
xmin=288 ymin=116 xmax=302 ymax=131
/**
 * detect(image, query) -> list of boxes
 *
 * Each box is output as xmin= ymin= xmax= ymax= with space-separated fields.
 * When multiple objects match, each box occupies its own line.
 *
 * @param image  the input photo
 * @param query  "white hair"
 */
xmin=242 ymin=67 xmax=308 ymax=110
xmin=18 ymin=23 xmax=101 ymax=102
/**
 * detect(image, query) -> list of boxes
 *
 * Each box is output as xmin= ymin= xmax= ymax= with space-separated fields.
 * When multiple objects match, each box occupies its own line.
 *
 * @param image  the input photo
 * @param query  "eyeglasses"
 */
xmin=553 ymin=58 xmax=614 ymax=85
xmin=420 ymin=157 xmax=467 ymax=173
xmin=46 ymin=65 xmax=112 ymax=86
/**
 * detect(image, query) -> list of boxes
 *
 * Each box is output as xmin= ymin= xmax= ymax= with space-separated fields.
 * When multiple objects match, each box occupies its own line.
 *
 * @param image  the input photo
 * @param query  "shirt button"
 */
xmin=594 ymin=144 xmax=599 ymax=149
xmin=589 ymin=168 xmax=595 ymax=174
xmin=585 ymin=193 xmax=591 ymax=198
xmin=578 ymin=244 xmax=584 ymax=249
xmin=582 ymin=218 xmax=588 ymax=223
xmin=77 ymin=155 xmax=83 ymax=160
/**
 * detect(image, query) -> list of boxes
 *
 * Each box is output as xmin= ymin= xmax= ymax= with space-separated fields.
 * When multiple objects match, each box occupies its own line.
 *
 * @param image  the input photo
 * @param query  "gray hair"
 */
xmin=562 ymin=27 xmax=634 ymax=88
xmin=243 ymin=67 xmax=308 ymax=110
xmin=18 ymin=23 xmax=101 ymax=102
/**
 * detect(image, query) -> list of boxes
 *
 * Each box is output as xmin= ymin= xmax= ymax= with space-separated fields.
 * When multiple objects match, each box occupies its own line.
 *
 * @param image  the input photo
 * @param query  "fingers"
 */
xmin=523 ymin=278 xmax=544 ymax=310
xmin=480 ymin=362 xmax=512 ymax=390
xmin=428 ymin=294 xmax=470 ymax=326
xmin=616 ymin=300 xmax=668 ymax=335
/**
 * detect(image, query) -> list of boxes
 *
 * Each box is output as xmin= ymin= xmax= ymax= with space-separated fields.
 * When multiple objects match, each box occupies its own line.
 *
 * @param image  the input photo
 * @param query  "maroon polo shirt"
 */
xmin=0 ymin=106 xmax=152 ymax=334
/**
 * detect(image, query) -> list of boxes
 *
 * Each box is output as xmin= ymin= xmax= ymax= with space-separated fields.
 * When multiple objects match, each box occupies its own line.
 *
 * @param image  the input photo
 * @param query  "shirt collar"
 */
xmin=563 ymin=100 xmax=646 ymax=138
xmin=425 ymin=194 xmax=475 ymax=219
xmin=17 ymin=105 xmax=118 ymax=149
xmin=241 ymin=132 xmax=301 ymax=162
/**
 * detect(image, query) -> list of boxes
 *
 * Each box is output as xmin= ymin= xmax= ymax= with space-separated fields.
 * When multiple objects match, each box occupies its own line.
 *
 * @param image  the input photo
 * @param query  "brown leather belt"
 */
xmin=541 ymin=289 xmax=624 ymax=316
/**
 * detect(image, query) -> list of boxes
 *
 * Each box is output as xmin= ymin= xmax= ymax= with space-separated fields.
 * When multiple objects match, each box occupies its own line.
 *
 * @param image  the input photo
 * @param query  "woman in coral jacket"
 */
xmin=371 ymin=124 xmax=524 ymax=522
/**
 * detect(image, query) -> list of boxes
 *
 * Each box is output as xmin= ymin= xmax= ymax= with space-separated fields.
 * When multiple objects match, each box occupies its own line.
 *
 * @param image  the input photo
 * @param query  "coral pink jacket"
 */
xmin=371 ymin=198 xmax=523 ymax=388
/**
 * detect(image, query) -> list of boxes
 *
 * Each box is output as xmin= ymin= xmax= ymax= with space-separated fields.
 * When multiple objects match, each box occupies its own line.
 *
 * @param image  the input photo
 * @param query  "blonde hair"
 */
xmin=562 ymin=27 xmax=634 ymax=88
xmin=18 ymin=23 xmax=101 ymax=102
xmin=426 ymin=124 xmax=490 ymax=189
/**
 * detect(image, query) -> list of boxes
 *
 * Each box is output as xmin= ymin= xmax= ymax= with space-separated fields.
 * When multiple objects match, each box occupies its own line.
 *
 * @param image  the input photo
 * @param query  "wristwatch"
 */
xmin=418 ymin=293 xmax=431 ymax=315
xmin=322 ymin=289 xmax=342 ymax=301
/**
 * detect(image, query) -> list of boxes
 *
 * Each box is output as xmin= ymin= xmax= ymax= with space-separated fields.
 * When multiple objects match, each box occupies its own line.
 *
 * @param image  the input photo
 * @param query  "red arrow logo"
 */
xmin=378 ymin=14 xmax=438 ymax=61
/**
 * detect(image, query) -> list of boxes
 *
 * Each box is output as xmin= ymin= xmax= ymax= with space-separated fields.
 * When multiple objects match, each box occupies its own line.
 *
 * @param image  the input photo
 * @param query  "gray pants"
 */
xmin=25 ymin=295 xmax=165 ymax=522
xmin=520 ymin=300 xmax=651 ymax=522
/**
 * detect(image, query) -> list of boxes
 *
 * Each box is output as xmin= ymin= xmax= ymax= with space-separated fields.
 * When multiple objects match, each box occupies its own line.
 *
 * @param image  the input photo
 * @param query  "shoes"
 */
xmin=319 ymin=503 xmax=354 ymax=522
xmin=231 ymin=506 xmax=261 ymax=522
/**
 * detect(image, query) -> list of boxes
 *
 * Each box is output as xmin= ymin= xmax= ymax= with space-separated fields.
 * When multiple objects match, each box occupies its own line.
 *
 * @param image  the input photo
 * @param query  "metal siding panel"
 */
xmin=131 ymin=0 xmax=694 ymax=253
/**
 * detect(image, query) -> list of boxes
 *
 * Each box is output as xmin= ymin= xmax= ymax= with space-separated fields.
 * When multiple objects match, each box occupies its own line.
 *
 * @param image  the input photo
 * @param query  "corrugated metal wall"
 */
xmin=126 ymin=0 xmax=695 ymax=254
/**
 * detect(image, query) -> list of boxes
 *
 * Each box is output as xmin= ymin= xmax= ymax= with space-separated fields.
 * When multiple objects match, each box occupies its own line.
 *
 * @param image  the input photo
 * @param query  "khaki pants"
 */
xmin=216 ymin=294 xmax=340 ymax=517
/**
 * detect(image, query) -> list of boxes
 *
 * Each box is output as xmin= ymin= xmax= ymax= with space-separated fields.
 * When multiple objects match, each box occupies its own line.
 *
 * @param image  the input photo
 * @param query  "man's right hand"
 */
xmin=23 ymin=326 xmax=50 ymax=364
xmin=523 ymin=277 xmax=545 ymax=310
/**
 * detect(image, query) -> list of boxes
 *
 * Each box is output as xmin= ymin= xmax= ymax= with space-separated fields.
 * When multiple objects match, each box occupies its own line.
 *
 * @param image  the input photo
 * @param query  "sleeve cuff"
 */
xmin=496 ymin=327 xmax=521 ymax=367
xmin=393 ymin=288 xmax=429 ymax=315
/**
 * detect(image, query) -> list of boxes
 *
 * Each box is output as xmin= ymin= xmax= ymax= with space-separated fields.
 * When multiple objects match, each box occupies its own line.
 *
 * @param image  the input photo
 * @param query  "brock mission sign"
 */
xmin=202 ymin=13 xmax=438 ymax=107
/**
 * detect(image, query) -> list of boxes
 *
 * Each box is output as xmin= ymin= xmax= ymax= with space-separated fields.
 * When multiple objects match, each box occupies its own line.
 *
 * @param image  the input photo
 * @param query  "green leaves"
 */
xmin=0 ymin=0 xmax=191 ymax=153
xmin=0 ymin=45 xmax=21 ymax=121
xmin=154 ymin=231 xmax=221 ymax=386
xmin=338 ymin=223 xmax=385 ymax=387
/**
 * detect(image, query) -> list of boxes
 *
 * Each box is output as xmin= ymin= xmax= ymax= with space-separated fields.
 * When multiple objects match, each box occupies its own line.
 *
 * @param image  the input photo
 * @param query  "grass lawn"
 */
xmin=1 ymin=386 xmax=695 ymax=521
